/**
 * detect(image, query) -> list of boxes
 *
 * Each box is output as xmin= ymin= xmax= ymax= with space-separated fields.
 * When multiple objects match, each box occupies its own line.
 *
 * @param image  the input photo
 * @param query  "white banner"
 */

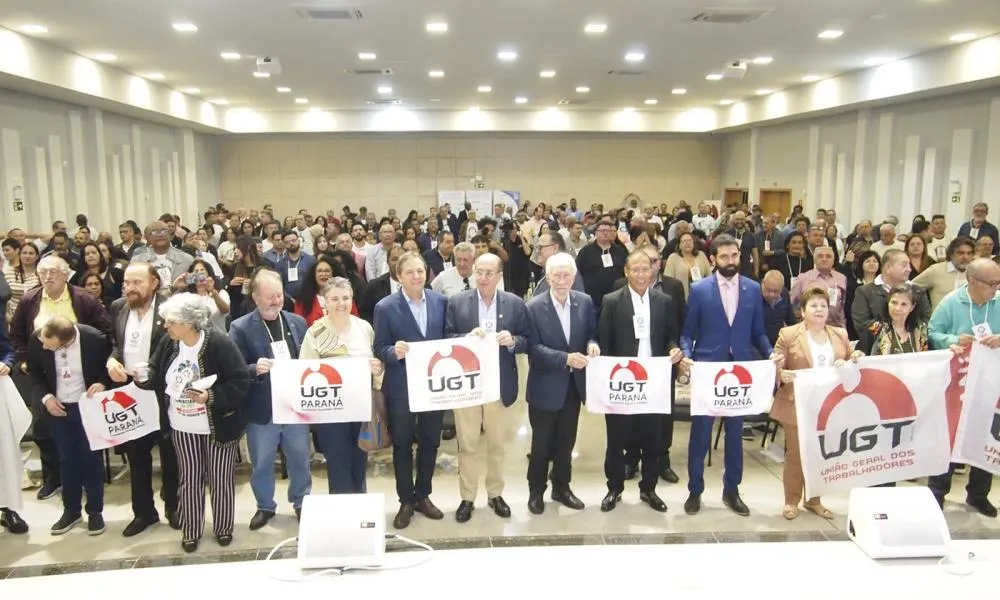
xmin=952 ymin=344 xmax=1000 ymax=475
xmin=794 ymin=352 xmax=954 ymax=498
xmin=1 ymin=377 xmax=32 ymax=511
xmin=271 ymin=358 xmax=373 ymax=424
xmin=405 ymin=337 xmax=500 ymax=412
xmin=689 ymin=360 xmax=776 ymax=417
xmin=585 ymin=357 xmax=674 ymax=415
xmin=79 ymin=384 xmax=161 ymax=451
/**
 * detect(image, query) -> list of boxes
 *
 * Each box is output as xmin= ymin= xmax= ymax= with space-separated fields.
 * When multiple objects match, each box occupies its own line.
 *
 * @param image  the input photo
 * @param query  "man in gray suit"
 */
xmin=130 ymin=220 xmax=193 ymax=292
xmin=444 ymin=254 xmax=529 ymax=523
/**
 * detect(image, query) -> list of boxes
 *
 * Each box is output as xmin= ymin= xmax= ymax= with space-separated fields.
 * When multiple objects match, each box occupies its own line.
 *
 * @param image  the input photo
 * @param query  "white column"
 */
xmin=920 ymin=149 xmax=939 ymax=217
xmin=946 ymin=129 xmax=974 ymax=234
xmin=981 ymin=97 xmax=1000 ymax=216
xmin=68 ymin=110 xmax=88 ymax=217
xmin=0 ymin=128 xmax=28 ymax=230
xmin=849 ymin=109 xmax=870 ymax=227
xmin=25 ymin=147 xmax=52 ymax=233
xmin=46 ymin=135 xmax=68 ymax=225
xmin=110 ymin=154 xmax=124 ymax=226
xmin=178 ymin=129 xmax=200 ymax=225
xmin=900 ymin=135 xmax=922 ymax=226
xmin=820 ymin=143 xmax=835 ymax=209
xmin=804 ymin=125 xmax=820 ymax=212
xmin=85 ymin=108 xmax=109 ymax=231
xmin=150 ymin=148 xmax=163 ymax=216
xmin=131 ymin=125 xmax=147 ymax=227
xmin=874 ymin=112 xmax=894 ymax=220
xmin=164 ymin=161 xmax=176 ymax=217
xmin=834 ymin=153 xmax=851 ymax=214
xmin=748 ymin=128 xmax=759 ymax=206
xmin=171 ymin=151 xmax=183 ymax=223
xmin=121 ymin=144 xmax=135 ymax=227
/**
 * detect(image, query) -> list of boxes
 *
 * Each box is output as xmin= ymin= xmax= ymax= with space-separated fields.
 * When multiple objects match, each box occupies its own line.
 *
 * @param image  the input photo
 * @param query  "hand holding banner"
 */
xmin=951 ymin=344 xmax=1000 ymax=474
xmin=79 ymin=383 xmax=161 ymax=451
xmin=404 ymin=337 xmax=500 ymax=412
xmin=271 ymin=358 xmax=373 ymax=424
xmin=689 ymin=360 xmax=776 ymax=417
xmin=585 ymin=356 xmax=674 ymax=415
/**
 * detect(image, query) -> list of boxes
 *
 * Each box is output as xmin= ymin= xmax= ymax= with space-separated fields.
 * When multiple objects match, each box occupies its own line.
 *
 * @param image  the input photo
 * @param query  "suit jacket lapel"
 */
xmin=539 ymin=295 xmax=568 ymax=350
xmin=706 ymin=276 xmax=730 ymax=328
xmin=794 ymin=325 xmax=813 ymax=368
xmin=569 ymin=296 xmax=582 ymax=350
xmin=620 ymin=287 xmax=639 ymax=355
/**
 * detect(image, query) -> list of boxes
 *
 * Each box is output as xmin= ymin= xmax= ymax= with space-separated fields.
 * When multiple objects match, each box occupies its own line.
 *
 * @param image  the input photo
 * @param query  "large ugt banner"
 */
xmin=271 ymin=358 xmax=373 ymax=424
xmin=951 ymin=344 xmax=1000 ymax=475
xmin=405 ymin=337 xmax=501 ymax=412
xmin=793 ymin=351 xmax=954 ymax=498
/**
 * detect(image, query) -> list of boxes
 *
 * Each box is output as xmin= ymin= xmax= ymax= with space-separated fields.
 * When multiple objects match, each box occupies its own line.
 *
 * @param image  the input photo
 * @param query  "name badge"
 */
xmin=166 ymin=373 xmax=191 ymax=398
xmin=287 ymin=267 xmax=298 ymax=282
xmin=633 ymin=315 xmax=650 ymax=340
xmin=601 ymin=253 xmax=614 ymax=268
xmin=482 ymin=319 xmax=496 ymax=333
xmin=763 ymin=240 xmax=771 ymax=253
xmin=973 ymin=323 xmax=993 ymax=341
xmin=431 ymin=240 xmax=438 ymax=250
xmin=690 ymin=266 xmax=702 ymax=282
xmin=827 ymin=286 xmax=840 ymax=306
xmin=935 ymin=245 xmax=946 ymax=260
xmin=126 ymin=330 xmax=142 ymax=351
xmin=271 ymin=340 xmax=292 ymax=360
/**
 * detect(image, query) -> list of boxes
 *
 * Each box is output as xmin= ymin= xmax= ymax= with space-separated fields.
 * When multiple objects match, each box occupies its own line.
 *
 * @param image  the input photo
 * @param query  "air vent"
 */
xmin=366 ymin=99 xmax=401 ymax=105
xmin=295 ymin=7 xmax=363 ymax=21
xmin=607 ymin=70 xmax=645 ymax=76
xmin=345 ymin=68 xmax=394 ymax=75
xmin=691 ymin=8 xmax=771 ymax=24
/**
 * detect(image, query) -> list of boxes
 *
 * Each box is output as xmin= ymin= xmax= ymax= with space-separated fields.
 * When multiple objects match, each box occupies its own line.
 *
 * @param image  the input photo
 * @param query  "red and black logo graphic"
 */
xmin=427 ymin=345 xmax=481 ymax=393
xmin=712 ymin=365 xmax=754 ymax=408
xmin=100 ymin=391 xmax=146 ymax=434
xmin=990 ymin=392 xmax=1000 ymax=444
xmin=300 ymin=364 xmax=344 ymax=408
xmin=816 ymin=368 xmax=917 ymax=459
xmin=609 ymin=360 xmax=648 ymax=393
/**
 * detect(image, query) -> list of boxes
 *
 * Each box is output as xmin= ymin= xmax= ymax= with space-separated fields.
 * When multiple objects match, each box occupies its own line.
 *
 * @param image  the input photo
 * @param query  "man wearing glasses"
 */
xmin=131 ymin=220 xmax=194 ymax=291
xmin=575 ymin=220 xmax=627 ymax=309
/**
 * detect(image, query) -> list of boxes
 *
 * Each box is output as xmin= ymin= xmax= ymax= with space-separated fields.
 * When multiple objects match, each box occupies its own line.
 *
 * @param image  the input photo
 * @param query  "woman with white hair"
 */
xmin=135 ymin=292 xmax=250 ymax=553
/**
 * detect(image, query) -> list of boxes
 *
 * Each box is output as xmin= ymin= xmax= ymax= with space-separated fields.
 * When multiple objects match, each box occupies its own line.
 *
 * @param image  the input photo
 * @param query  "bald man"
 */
xmin=761 ymin=270 xmax=797 ymax=345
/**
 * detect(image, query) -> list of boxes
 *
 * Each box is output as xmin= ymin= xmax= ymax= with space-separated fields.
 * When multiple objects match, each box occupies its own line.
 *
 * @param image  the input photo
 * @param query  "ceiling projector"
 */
xmin=723 ymin=61 xmax=747 ymax=79
xmin=256 ymin=56 xmax=282 ymax=76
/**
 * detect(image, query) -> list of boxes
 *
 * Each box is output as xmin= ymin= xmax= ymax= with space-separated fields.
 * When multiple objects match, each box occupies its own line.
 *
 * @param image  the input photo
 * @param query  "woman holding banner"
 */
xmin=772 ymin=287 xmax=861 ymax=520
xmin=300 ymin=277 xmax=384 ymax=494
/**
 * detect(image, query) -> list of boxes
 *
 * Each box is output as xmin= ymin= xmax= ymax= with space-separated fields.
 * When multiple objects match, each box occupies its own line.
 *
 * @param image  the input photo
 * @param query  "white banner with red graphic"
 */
xmin=271 ymin=358 xmax=373 ymax=424
xmin=793 ymin=351 xmax=954 ymax=498
xmin=689 ymin=360 xmax=777 ymax=417
xmin=78 ymin=384 xmax=161 ymax=451
xmin=585 ymin=356 xmax=674 ymax=415
xmin=404 ymin=337 xmax=500 ymax=412
xmin=951 ymin=344 xmax=1000 ymax=475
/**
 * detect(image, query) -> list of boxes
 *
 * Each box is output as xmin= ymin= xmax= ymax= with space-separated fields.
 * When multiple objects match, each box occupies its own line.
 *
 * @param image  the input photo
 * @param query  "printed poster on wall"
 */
xmin=405 ymin=337 xmax=500 ymax=412
xmin=271 ymin=357 xmax=373 ymax=424
xmin=689 ymin=360 xmax=776 ymax=417
xmin=585 ymin=357 xmax=673 ymax=415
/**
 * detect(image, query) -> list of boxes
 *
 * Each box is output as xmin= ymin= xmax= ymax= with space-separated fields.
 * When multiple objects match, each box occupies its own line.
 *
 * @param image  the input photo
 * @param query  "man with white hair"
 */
xmin=431 ymin=242 xmax=478 ymax=297
xmin=870 ymin=223 xmax=904 ymax=258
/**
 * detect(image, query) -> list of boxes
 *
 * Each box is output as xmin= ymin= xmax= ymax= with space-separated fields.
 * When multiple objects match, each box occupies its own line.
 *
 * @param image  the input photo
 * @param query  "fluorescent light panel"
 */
xmin=428 ymin=70 xmax=444 ymax=77
xmin=575 ymin=86 xmax=590 ymax=93
xmin=584 ymin=23 xmax=607 ymax=34
xmin=497 ymin=50 xmax=518 ymax=61
xmin=950 ymin=32 xmax=977 ymax=42
xmin=220 ymin=52 xmax=241 ymax=60
xmin=671 ymin=88 xmax=687 ymax=95
xmin=752 ymin=56 xmax=773 ymax=65
xmin=705 ymin=73 xmax=723 ymax=81
xmin=358 ymin=52 xmax=377 ymax=60
xmin=539 ymin=70 xmax=556 ymax=78
xmin=624 ymin=52 xmax=645 ymax=62
xmin=276 ymin=87 xmax=291 ymax=93
xmin=426 ymin=22 xmax=448 ymax=33
xmin=818 ymin=29 xmax=843 ymax=39
xmin=19 ymin=24 xmax=48 ymax=34
xmin=172 ymin=23 xmax=198 ymax=32
xmin=477 ymin=85 xmax=492 ymax=92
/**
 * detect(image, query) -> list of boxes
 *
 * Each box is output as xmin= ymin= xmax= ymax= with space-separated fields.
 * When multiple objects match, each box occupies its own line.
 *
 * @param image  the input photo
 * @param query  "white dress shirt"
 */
xmin=628 ymin=286 xmax=652 ymax=358
xmin=550 ymin=293 xmax=572 ymax=345
xmin=54 ymin=327 xmax=86 ymax=404
xmin=123 ymin=304 xmax=155 ymax=371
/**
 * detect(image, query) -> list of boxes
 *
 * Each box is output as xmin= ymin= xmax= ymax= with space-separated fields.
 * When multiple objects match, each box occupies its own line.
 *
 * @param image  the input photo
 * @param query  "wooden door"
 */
xmin=724 ymin=188 xmax=747 ymax=208
xmin=759 ymin=189 xmax=792 ymax=220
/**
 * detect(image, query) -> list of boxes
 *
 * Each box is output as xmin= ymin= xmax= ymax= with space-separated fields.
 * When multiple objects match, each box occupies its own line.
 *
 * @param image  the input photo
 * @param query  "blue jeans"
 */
xmin=47 ymin=404 xmax=104 ymax=516
xmin=315 ymin=422 xmax=367 ymax=494
xmin=245 ymin=422 xmax=312 ymax=511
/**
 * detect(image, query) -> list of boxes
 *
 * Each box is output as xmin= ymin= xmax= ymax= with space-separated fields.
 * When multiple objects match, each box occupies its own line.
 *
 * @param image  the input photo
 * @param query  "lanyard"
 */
xmin=786 ymin=255 xmax=802 ymax=278
xmin=263 ymin=313 xmax=286 ymax=344
xmin=969 ymin=296 xmax=990 ymax=328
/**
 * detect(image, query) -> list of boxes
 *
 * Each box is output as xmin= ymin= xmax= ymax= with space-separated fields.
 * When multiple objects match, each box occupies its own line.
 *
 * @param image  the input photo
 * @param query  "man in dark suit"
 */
xmin=531 ymin=233 xmax=585 ymax=297
xmin=525 ymin=252 xmax=599 ymax=515
xmin=358 ymin=246 xmax=406 ymax=323
xmin=27 ymin=316 xmax=112 ymax=536
xmin=618 ymin=244 xmax=686 ymax=484
xmin=761 ymin=270 xmax=798 ymax=345
xmin=444 ymin=253 xmax=529 ymax=523
xmin=850 ymin=249 xmax=930 ymax=335
xmin=374 ymin=251 xmax=449 ymax=529
xmin=105 ymin=263 xmax=179 ymax=537
xmin=598 ymin=250 xmax=684 ymax=513
xmin=679 ymin=235 xmax=778 ymax=517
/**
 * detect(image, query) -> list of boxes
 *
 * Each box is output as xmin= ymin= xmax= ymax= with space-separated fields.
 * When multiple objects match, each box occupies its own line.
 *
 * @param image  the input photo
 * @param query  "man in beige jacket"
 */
xmin=912 ymin=236 xmax=975 ymax=310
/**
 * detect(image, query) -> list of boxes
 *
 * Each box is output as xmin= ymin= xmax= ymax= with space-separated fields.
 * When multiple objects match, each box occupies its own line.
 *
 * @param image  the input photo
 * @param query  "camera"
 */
xmin=185 ymin=273 xmax=207 ymax=285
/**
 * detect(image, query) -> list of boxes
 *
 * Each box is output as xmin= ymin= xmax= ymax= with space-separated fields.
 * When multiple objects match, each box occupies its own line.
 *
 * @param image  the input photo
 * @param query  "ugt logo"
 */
xmin=101 ymin=391 xmax=140 ymax=424
xmin=609 ymin=360 xmax=647 ymax=393
xmin=991 ymin=394 xmax=1000 ymax=443
xmin=427 ymin=345 xmax=480 ymax=392
xmin=714 ymin=365 xmax=753 ymax=399
xmin=816 ymin=369 xmax=917 ymax=459
xmin=300 ymin=364 xmax=343 ymax=399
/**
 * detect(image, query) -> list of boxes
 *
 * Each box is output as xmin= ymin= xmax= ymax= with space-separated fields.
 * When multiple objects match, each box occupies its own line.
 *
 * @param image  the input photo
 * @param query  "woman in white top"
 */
xmin=662 ymin=232 xmax=712 ymax=299
xmin=300 ymin=278 xmax=384 ymax=494
xmin=3 ymin=242 xmax=40 ymax=326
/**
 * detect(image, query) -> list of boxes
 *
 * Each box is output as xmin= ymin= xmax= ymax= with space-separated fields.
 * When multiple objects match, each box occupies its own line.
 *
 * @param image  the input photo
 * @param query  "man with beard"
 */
xmin=105 ymin=263 xmax=180 ymax=536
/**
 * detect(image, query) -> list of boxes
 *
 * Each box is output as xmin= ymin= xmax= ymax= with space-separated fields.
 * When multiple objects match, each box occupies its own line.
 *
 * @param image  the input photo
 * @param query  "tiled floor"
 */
xmin=2 ymin=356 xmax=998 ymax=576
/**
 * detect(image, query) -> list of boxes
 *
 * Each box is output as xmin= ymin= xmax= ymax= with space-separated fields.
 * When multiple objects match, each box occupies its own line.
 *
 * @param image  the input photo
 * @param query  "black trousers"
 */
xmin=123 ymin=430 xmax=179 ymax=521
xmin=928 ymin=465 xmax=993 ymax=502
xmin=386 ymin=400 xmax=443 ymax=504
xmin=13 ymin=370 xmax=61 ymax=485
xmin=625 ymin=416 xmax=674 ymax=469
xmin=527 ymin=384 xmax=582 ymax=494
xmin=606 ymin=414 xmax=662 ymax=494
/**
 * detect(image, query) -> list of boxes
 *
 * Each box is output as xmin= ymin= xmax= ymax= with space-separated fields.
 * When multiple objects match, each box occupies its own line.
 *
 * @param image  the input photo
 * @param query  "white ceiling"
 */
xmin=3 ymin=0 xmax=1000 ymax=113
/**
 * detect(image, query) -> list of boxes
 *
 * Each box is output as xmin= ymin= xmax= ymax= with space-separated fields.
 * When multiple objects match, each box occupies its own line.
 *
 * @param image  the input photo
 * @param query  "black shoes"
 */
xmin=414 ymin=498 xmax=444 ymax=520
xmin=684 ymin=493 xmax=702 ymax=515
xmin=123 ymin=517 xmax=158 ymax=538
xmin=0 ymin=509 xmax=28 ymax=534
xmin=165 ymin=508 xmax=181 ymax=530
xmin=600 ymin=490 xmax=622 ymax=512
xmin=455 ymin=500 xmax=474 ymax=523
xmin=551 ymin=487 xmax=585 ymax=510
xmin=50 ymin=511 xmax=82 ymax=535
xmin=37 ymin=481 xmax=60 ymax=501
xmin=441 ymin=427 xmax=456 ymax=441
xmin=182 ymin=539 xmax=199 ymax=553
xmin=640 ymin=491 xmax=668 ymax=513
xmin=87 ymin=514 xmax=106 ymax=536
xmin=623 ymin=464 xmax=638 ymax=481
xmin=722 ymin=491 xmax=750 ymax=517
xmin=968 ymin=497 xmax=998 ymax=518
xmin=527 ymin=493 xmax=545 ymax=515
xmin=249 ymin=509 xmax=275 ymax=531
xmin=217 ymin=534 xmax=233 ymax=546
xmin=393 ymin=504 xmax=415 ymax=529
xmin=488 ymin=496 xmax=511 ymax=518
xmin=659 ymin=466 xmax=680 ymax=484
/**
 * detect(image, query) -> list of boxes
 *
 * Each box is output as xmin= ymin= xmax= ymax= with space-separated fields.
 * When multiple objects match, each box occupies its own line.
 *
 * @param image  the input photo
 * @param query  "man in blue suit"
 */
xmin=525 ymin=252 xmax=599 ymax=515
xmin=229 ymin=270 xmax=311 ymax=531
xmin=374 ymin=251 xmax=449 ymax=529
xmin=680 ymin=235 xmax=779 ymax=517
xmin=444 ymin=253 xmax=529 ymax=523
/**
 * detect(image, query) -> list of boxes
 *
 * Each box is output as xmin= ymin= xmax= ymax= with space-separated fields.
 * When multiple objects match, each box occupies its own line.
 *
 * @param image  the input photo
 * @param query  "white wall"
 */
xmin=721 ymin=87 xmax=1000 ymax=233
xmin=0 ymin=87 xmax=219 ymax=236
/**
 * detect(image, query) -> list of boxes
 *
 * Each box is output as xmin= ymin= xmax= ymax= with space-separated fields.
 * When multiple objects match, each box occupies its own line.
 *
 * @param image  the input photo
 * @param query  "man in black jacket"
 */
xmin=27 ymin=316 xmax=112 ymax=536
xmin=359 ymin=246 xmax=404 ymax=323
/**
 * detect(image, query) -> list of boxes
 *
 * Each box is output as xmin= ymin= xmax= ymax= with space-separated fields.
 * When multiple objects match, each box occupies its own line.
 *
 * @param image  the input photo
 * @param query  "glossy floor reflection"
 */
xmin=1 ymin=356 xmax=998 ymax=574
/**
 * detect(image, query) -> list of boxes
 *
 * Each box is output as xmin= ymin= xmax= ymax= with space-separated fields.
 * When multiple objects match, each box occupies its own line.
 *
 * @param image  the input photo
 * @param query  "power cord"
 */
xmin=265 ymin=533 xmax=434 ymax=582
xmin=937 ymin=547 xmax=977 ymax=576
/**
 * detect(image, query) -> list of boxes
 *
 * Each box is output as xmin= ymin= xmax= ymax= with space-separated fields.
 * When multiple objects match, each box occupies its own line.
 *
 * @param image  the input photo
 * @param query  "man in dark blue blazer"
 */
xmin=444 ymin=253 xmax=529 ymax=523
xmin=374 ymin=251 xmax=449 ymax=529
xmin=525 ymin=253 xmax=599 ymax=515
xmin=229 ymin=270 xmax=311 ymax=531
xmin=680 ymin=235 xmax=779 ymax=518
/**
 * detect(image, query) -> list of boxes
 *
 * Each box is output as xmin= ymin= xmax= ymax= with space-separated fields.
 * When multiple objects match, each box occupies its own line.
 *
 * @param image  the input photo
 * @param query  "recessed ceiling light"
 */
xmin=358 ymin=52 xmax=377 ymax=60
xmin=142 ymin=72 xmax=165 ymax=81
xmin=719 ymin=99 xmax=735 ymax=106
xmin=172 ymin=23 xmax=198 ymax=33
xmin=514 ymin=96 xmax=528 ymax=104
xmin=19 ymin=24 xmax=48 ymax=34
xmin=377 ymin=85 xmax=392 ymax=94
xmin=497 ymin=50 xmax=518 ymax=62
xmin=756 ymin=89 xmax=773 ymax=95
xmin=644 ymin=98 xmax=658 ymax=105
xmin=950 ymin=32 xmax=977 ymax=42
xmin=575 ymin=86 xmax=590 ymax=93
xmin=817 ymin=29 xmax=843 ymax=39
xmin=430 ymin=98 xmax=441 ymax=102
xmin=584 ymin=23 xmax=607 ymax=34
xmin=252 ymin=71 xmax=270 ymax=79
xmin=91 ymin=53 xmax=117 ymax=62
xmin=864 ymin=56 xmax=892 ymax=66
xmin=220 ymin=52 xmax=241 ymax=60
xmin=539 ymin=70 xmax=556 ymax=78
xmin=671 ymin=88 xmax=687 ymax=95
xmin=705 ymin=73 xmax=723 ymax=81
xmin=428 ymin=70 xmax=444 ymax=78
xmin=180 ymin=87 xmax=200 ymax=94
xmin=752 ymin=56 xmax=773 ymax=65
xmin=295 ymin=97 xmax=309 ymax=104
xmin=276 ymin=86 xmax=291 ymax=93
xmin=477 ymin=85 xmax=492 ymax=93
xmin=624 ymin=52 xmax=645 ymax=62
xmin=209 ymin=98 xmax=228 ymax=105
xmin=622 ymin=107 xmax=635 ymax=113
xmin=426 ymin=21 xmax=448 ymax=33
xmin=801 ymin=74 xmax=823 ymax=83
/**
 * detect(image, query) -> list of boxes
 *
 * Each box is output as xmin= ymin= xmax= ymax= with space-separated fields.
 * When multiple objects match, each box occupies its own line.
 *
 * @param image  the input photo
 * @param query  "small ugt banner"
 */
xmin=271 ymin=358 xmax=373 ymax=424
xmin=951 ymin=344 xmax=1000 ymax=475
xmin=794 ymin=351 xmax=953 ymax=498
xmin=585 ymin=357 xmax=674 ymax=415
xmin=689 ymin=360 xmax=776 ymax=417
xmin=404 ymin=337 xmax=500 ymax=412
xmin=78 ymin=383 xmax=161 ymax=451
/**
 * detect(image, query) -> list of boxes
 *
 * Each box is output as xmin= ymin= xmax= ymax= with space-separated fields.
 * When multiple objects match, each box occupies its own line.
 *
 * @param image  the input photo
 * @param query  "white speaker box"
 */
xmin=297 ymin=493 xmax=386 ymax=569
xmin=846 ymin=487 xmax=951 ymax=559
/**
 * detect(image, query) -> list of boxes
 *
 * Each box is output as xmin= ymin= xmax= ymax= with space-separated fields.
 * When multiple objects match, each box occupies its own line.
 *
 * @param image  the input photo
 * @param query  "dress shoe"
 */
xmin=37 ymin=481 xmax=60 ymax=501
xmin=217 ymin=534 xmax=233 ymax=546
xmin=623 ymin=464 xmax=638 ymax=481
xmin=122 ymin=517 xmax=158 ymax=538
xmin=551 ymin=487 xmax=585 ymax=510
xmin=722 ymin=491 xmax=750 ymax=517
xmin=527 ymin=493 xmax=545 ymax=515
xmin=87 ymin=513 xmax=106 ymax=536
xmin=181 ymin=539 xmax=199 ymax=553
xmin=455 ymin=500 xmax=474 ymax=523
xmin=393 ymin=504 xmax=415 ymax=529
xmin=684 ymin=493 xmax=702 ymax=515
xmin=488 ymin=496 xmax=511 ymax=518
xmin=50 ymin=511 xmax=82 ymax=535
xmin=600 ymin=490 xmax=622 ymax=512
xmin=640 ymin=491 xmax=668 ymax=513
xmin=0 ymin=509 xmax=28 ymax=534
xmin=165 ymin=508 xmax=181 ymax=530
xmin=659 ymin=466 xmax=680 ymax=484
xmin=249 ymin=509 xmax=275 ymax=531
xmin=967 ymin=497 xmax=998 ymax=518
xmin=441 ymin=427 xmax=456 ymax=441
xmin=415 ymin=498 xmax=444 ymax=520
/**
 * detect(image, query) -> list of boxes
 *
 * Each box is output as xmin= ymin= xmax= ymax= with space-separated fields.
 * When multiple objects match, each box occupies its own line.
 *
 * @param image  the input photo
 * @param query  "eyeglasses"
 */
xmin=149 ymin=228 xmax=169 ymax=235
xmin=37 ymin=269 xmax=63 ymax=277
